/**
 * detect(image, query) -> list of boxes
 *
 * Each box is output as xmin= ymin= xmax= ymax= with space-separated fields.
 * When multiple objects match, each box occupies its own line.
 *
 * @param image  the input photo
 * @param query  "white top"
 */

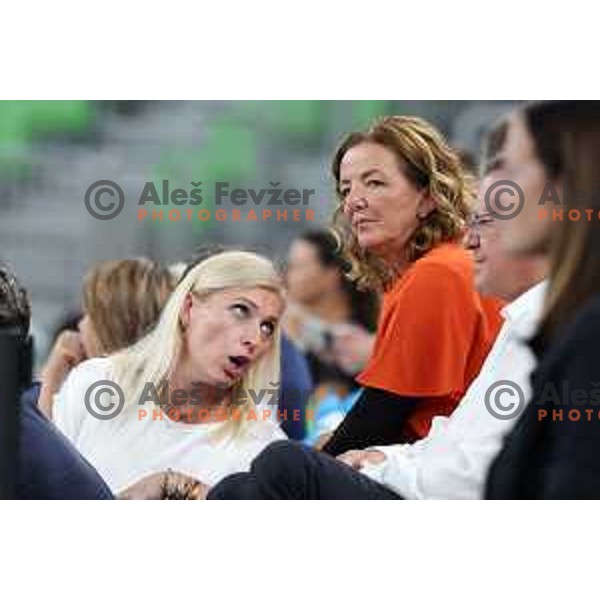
xmin=361 ymin=281 xmax=548 ymax=499
xmin=53 ymin=357 xmax=286 ymax=494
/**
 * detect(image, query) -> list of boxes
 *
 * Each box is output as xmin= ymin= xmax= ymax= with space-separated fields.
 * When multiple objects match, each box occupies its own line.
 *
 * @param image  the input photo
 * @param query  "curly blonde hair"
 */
xmin=331 ymin=116 xmax=475 ymax=291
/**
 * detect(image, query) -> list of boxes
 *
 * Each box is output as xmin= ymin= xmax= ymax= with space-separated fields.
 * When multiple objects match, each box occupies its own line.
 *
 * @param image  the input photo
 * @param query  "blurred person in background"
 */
xmin=284 ymin=228 xmax=378 ymax=445
xmin=320 ymin=115 xmax=504 ymax=456
xmin=0 ymin=264 xmax=112 ymax=499
xmin=51 ymin=250 xmax=287 ymax=496
xmin=279 ymin=334 xmax=313 ymax=440
xmin=487 ymin=101 xmax=600 ymax=498
xmin=455 ymin=147 xmax=478 ymax=177
xmin=38 ymin=258 xmax=174 ymax=418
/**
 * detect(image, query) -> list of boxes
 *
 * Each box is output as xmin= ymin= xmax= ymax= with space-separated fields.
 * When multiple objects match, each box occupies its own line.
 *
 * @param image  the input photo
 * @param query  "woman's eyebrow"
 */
xmin=360 ymin=168 xmax=385 ymax=179
xmin=233 ymin=296 xmax=282 ymax=322
xmin=232 ymin=296 xmax=258 ymax=309
xmin=340 ymin=167 xmax=385 ymax=185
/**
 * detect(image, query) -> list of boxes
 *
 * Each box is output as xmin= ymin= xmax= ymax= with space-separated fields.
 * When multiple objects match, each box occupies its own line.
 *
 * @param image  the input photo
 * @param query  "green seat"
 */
xmin=0 ymin=101 xmax=95 ymax=181
xmin=27 ymin=101 xmax=95 ymax=135
xmin=233 ymin=100 xmax=326 ymax=143
xmin=348 ymin=100 xmax=391 ymax=129
xmin=0 ymin=102 xmax=34 ymax=178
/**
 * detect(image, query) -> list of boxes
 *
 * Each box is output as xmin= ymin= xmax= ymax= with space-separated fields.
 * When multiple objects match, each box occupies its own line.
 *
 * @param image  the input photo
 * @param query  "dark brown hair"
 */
xmin=522 ymin=101 xmax=600 ymax=346
xmin=0 ymin=263 xmax=30 ymax=337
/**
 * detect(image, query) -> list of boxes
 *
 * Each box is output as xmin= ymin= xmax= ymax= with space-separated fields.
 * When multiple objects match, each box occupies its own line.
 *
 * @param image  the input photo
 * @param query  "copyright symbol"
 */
xmin=484 ymin=179 xmax=525 ymax=221
xmin=485 ymin=380 xmax=525 ymax=421
xmin=84 ymin=380 xmax=125 ymax=421
xmin=84 ymin=180 xmax=125 ymax=220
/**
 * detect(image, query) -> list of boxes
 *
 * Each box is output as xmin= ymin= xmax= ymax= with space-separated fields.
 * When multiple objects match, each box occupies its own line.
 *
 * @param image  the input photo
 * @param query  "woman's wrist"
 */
xmin=40 ymin=355 xmax=72 ymax=389
xmin=161 ymin=469 xmax=205 ymax=500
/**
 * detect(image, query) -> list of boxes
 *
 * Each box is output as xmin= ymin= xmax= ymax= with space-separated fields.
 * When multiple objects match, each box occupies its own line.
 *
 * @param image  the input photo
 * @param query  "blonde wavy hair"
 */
xmin=331 ymin=116 xmax=475 ymax=291
xmin=110 ymin=250 xmax=285 ymax=437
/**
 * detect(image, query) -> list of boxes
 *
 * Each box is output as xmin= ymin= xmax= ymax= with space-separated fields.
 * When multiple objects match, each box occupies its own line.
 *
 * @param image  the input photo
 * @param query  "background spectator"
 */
xmin=38 ymin=258 xmax=174 ymax=417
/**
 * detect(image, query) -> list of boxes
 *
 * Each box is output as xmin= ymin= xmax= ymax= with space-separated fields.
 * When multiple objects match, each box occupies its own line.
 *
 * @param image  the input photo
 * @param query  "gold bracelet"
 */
xmin=162 ymin=469 xmax=201 ymax=500
xmin=162 ymin=468 xmax=180 ymax=500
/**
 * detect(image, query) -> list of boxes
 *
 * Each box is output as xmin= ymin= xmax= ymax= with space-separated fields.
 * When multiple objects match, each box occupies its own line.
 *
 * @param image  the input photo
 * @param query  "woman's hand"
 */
xmin=337 ymin=449 xmax=387 ymax=470
xmin=118 ymin=471 xmax=210 ymax=500
xmin=38 ymin=331 xmax=86 ymax=418
xmin=43 ymin=331 xmax=86 ymax=379
xmin=330 ymin=324 xmax=375 ymax=375
xmin=118 ymin=473 xmax=166 ymax=500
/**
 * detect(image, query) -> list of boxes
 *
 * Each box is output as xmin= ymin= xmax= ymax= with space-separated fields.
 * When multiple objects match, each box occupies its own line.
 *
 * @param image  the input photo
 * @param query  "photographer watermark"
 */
xmin=484 ymin=378 xmax=600 ymax=422
xmin=84 ymin=380 xmax=126 ymax=420
xmin=483 ymin=180 xmax=525 ymax=221
xmin=84 ymin=181 xmax=125 ymax=221
xmin=484 ymin=179 xmax=600 ymax=223
xmin=84 ymin=179 xmax=317 ymax=223
xmin=83 ymin=379 xmax=314 ymax=424
xmin=484 ymin=380 xmax=526 ymax=420
xmin=536 ymin=380 xmax=600 ymax=422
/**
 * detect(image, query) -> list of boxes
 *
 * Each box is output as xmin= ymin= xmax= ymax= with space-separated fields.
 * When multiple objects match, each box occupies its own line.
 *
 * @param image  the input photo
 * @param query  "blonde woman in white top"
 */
xmin=52 ymin=250 xmax=287 ymax=495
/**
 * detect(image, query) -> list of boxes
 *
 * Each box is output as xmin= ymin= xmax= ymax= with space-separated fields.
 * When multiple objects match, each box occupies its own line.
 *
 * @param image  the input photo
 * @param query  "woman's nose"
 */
xmin=343 ymin=189 xmax=367 ymax=217
xmin=241 ymin=327 xmax=261 ymax=353
xmin=463 ymin=225 xmax=480 ymax=250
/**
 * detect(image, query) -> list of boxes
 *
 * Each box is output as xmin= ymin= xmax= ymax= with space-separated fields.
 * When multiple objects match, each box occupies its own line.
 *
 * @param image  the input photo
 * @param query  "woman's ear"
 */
xmin=417 ymin=192 xmax=436 ymax=220
xmin=180 ymin=292 xmax=193 ymax=330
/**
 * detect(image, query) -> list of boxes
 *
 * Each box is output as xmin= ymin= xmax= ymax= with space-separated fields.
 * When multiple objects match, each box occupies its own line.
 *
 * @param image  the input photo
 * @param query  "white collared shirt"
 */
xmin=361 ymin=281 xmax=548 ymax=499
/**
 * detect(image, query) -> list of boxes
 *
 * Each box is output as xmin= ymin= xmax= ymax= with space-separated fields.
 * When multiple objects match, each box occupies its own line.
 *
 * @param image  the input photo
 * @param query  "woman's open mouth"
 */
xmin=223 ymin=355 xmax=251 ymax=379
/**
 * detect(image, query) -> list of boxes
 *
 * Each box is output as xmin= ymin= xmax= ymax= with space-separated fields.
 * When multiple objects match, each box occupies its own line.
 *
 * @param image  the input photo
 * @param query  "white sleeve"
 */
xmin=52 ymin=358 xmax=112 ymax=447
xmin=361 ymin=378 xmax=532 ymax=500
xmin=363 ymin=420 xmax=506 ymax=500
xmin=359 ymin=415 xmax=454 ymax=499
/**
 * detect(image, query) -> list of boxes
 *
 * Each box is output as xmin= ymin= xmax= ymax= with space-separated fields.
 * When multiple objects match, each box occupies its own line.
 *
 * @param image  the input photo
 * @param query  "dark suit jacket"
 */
xmin=18 ymin=384 xmax=113 ymax=500
xmin=486 ymin=294 xmax=600 ymax=499
xmin=280 ymin=335 xmax=313 ymax=440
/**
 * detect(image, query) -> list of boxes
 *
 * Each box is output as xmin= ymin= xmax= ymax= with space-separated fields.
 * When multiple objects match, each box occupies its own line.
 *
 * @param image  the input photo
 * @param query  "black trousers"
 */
xmin=207 ymin=440 xmax=402 ymax=500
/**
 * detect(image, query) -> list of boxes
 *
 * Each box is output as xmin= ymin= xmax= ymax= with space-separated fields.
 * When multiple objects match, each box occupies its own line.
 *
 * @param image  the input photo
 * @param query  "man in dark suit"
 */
xmin=0 ymin=263 xmax=113 ymax=500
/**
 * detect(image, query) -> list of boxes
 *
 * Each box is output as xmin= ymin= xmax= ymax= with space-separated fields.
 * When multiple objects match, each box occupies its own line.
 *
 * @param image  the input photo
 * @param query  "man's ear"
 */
xmin=417 ymin=192 xmax=436 ymax=220
xmin=180 ymin=292 xmax=193 ymax=330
